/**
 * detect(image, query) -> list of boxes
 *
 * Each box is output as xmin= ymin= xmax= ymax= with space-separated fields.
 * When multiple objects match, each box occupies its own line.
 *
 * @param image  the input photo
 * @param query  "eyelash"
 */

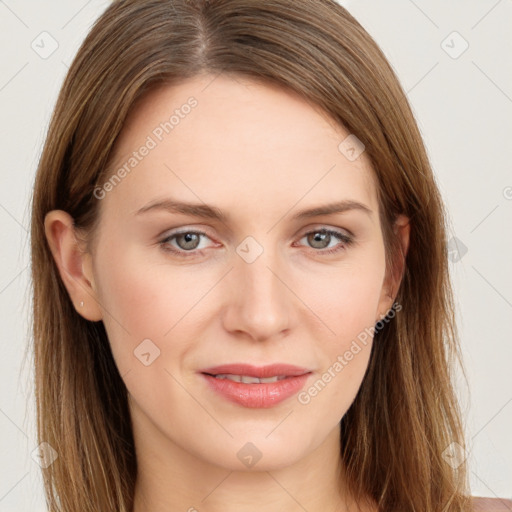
xmin=159 ymin=228 xmax=354 ymax=258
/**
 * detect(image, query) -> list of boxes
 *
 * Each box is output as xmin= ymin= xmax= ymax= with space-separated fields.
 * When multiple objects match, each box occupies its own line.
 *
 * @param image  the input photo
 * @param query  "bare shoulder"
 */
xmin=472 ymin=497 xmax=512 ymax=511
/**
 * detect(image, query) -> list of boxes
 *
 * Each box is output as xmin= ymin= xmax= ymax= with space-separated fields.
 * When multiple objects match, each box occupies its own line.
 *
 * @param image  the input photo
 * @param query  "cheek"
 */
xmin=93 ymin=242 xmax=216 ymax=372
xmin=294 ymin=253 xmax=385 ymax=414
xmin=303 ymin=254 xmax=386 ymax=343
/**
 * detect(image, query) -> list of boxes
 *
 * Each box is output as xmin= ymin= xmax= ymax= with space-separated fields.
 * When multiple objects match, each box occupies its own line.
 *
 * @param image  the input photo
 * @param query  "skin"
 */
xmin=45 ymin=74 xmax=410 ymax=512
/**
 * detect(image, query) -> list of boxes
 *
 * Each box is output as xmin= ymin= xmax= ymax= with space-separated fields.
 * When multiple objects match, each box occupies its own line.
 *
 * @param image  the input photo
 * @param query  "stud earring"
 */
xmin=79 ymin=301 xmax=84 ymax=307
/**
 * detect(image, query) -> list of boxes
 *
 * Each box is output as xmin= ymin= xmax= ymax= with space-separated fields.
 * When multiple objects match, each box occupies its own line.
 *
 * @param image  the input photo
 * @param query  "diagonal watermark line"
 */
xmin=266 ymin=266 xmax=336 ymax=336
xmin=406 ymin=61 xmax=439 ymax=96
xmin=266 ymin=164 xmax=337 ymax=234
xmin=66 ymin=228 xmax=134 ymax=335
xmin=0 ymin=203 xmax=28 ymax=233
xmin=266 ymin=472 xmax=310 ymax=512
xmin=266 ymin=410 xmax=294 ymax=438
xmin=472 ymin=61 xmax=512 ymax=105
xmin=199 ymin=63 xmax=248 ymax=94
xmin=0 ymin=62 xmax=29 ymax=92
xmin=0 ymin=409 xmax=28 ymax=438
xmin=407 ymin=0 xmax=439 ymax=29
xmin=0 ymin=265 xmax=28 ymax=296
xmin=380 ymin=62 xmax=438 ymax=183
xmin=163 ymin=164 xmax=209 ymax=201
xmin=58 ymin=245 xmax=132 ymax=336
xmin=163 ymin=163 xmax=232 ymax=235
xmin=61 ymin=0 xmax=92 ymax=29
xmin=470 ymin=204 xmax=499 ymax=233
xmin=384 ymin=61 xmax=440 ymax=123
xmin=471 ymin=396 xmax=512 ymax=440
xmin=0 ymin=472 xmax=29 ymax=503
xmin=471 ymin=0 xmax=504 ymax=30
xmin=163 ymin=368 xmax=233 ymax=438
xmin=471 ymin=266 xmax=512 ymax=308
xmin=0 ymin=0 xmax=29 ymax=28
xmin=201 ymin=65 xmax=230 ymax=93
xmin=201 ymin=471 xmax=234 ymax=502
xmin=470 ymin=472 xmax=512 ymax=511
xmin=163 ymin=266 xmax=234 ymax=337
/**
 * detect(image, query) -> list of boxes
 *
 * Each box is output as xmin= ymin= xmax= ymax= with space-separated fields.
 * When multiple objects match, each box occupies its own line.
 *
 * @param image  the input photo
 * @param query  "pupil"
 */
xmin=310 ymin=231 xmax=329 ymax=249
xmin=179 ymin=233 xmax=198 ymax=249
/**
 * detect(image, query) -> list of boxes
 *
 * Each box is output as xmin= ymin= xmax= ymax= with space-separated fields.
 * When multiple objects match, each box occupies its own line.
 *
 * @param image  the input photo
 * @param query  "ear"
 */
xmin=376 ymin=214 xmax=410 ymax=322
xmin=44 ymin=210 xmax=103 ymax=322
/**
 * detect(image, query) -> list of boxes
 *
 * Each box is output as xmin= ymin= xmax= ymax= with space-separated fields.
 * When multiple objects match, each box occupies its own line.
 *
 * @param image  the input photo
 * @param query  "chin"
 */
xmin=197 ymin=430 xmax=319 ymax=472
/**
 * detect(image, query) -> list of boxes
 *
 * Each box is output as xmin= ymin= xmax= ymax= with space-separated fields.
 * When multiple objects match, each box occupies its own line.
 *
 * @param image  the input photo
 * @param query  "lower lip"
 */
xmin=201 ymin=373 xmax=311 ymax=408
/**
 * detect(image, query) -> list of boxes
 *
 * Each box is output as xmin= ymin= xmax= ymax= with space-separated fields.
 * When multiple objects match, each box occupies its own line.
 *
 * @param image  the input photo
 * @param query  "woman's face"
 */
xmin=81 ymin=74 xmax=404 ymax=471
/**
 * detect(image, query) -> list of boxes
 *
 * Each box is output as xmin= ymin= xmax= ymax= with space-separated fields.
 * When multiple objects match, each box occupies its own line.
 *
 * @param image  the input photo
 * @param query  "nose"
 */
xmin=221 ymin=246 xmax=294 ymax=342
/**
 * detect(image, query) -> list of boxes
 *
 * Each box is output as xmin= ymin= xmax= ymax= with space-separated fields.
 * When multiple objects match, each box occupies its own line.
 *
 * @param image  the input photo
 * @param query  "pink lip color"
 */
xmin=199 ymin=363 xmax=312 ymax=408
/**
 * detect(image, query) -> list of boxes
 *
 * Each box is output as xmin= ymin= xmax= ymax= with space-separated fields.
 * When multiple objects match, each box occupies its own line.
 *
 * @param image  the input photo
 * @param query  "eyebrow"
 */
xmin=135 ymin=198 xmax=373 ymax=222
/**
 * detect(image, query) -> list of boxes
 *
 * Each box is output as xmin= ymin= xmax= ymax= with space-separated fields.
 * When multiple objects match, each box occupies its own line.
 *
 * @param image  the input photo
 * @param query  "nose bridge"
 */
xmin=223 ymin=236 xmax=292 ymax=340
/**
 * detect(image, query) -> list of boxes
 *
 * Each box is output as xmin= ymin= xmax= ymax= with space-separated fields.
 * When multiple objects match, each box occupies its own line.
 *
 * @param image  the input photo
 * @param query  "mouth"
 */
xmin=199 ymin=363 xmax=312 ymax=408
xmin=206 ymin=374 xmax=290 ymax=383
xmin=200 ymin=363 xmax=311 ymax=379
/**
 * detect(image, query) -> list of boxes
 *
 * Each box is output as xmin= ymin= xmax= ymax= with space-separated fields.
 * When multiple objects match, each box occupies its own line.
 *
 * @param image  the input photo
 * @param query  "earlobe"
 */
xmin=44 ymin=210 xmax=103 ymax=322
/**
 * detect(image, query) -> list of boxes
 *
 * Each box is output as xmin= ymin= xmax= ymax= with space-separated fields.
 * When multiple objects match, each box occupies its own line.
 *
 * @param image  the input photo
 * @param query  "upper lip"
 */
xmin=200 ymin=363 xmax=312 ymax=378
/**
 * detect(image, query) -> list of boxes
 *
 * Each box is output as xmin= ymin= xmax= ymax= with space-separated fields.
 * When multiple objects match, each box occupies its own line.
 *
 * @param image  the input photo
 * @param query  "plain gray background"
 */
xmin=0 ymin=0 xmax=511 ymax=509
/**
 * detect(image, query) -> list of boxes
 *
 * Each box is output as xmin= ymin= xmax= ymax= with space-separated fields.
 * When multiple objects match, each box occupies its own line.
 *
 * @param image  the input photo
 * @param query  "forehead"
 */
xmin=100 ymin=74 xmax=378 ymax=223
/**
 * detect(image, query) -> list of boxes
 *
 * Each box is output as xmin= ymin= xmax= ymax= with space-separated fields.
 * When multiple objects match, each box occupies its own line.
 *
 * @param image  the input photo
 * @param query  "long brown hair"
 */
xmin=30 ymin=0 xmax=472 ymax=510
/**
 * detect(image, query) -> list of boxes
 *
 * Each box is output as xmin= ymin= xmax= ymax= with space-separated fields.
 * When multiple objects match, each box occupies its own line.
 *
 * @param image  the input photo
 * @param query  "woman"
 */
xmin=30 ymin=0 xmax=508 ymax=510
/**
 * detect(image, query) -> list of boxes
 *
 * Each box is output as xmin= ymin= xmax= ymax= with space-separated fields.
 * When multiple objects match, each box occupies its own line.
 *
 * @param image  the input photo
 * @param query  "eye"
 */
xmin=159 ymin=229 xmax=214 ymax=257
xmin=296 ymin=228 xmax=354 ymax=255
xmin=159 ymin=227 xmax=354 ymax=259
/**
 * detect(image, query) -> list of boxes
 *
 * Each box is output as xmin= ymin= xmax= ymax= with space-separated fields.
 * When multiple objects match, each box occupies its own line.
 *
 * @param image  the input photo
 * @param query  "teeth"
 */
xmin=259 ymin=376 xmax=280 ymax=383
xmin=241 ymin=375 xmax=262 ymax=384
xmin=213 ymin=374 xmax=288 ymax=383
